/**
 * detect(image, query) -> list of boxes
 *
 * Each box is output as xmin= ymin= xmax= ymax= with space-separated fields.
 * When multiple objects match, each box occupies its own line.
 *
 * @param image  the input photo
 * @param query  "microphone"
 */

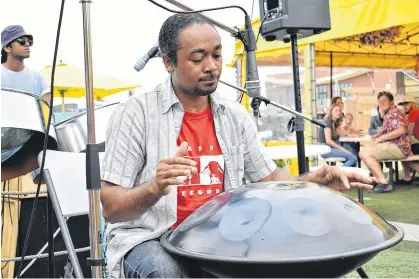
xmin=134 ymin=43 xmax=162 ymax=72
xmin=243 ymin=15 xmax=261 ymax=98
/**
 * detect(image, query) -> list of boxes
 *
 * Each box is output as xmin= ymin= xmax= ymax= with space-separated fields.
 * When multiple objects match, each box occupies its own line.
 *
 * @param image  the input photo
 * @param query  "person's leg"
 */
xmin=342 ymin=142 xmax=357 ymax=156
xmin=359 ymin=148 xmax=388 ymax=184
xmin=401 ymin=162 xmax=412 ymax=181
xmin=321 ymin=147 xmax=357 ymax=167
xmin=359 ymin=142 xmax=405 ymax=193
xmin=124 ymin=239 xmax=194 ymax=278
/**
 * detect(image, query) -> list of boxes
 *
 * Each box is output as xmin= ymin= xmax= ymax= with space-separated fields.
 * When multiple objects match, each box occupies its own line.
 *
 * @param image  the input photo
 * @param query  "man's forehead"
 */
xmin=178 ymin=24 xmax=221 ymax=50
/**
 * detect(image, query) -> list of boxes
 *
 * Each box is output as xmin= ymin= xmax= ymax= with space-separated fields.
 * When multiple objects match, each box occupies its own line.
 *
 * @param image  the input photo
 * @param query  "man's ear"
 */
xmin=3 ymin=46 xmax=11 ymax=53
xmin=163 ymin=55 xmax=174 ymax=73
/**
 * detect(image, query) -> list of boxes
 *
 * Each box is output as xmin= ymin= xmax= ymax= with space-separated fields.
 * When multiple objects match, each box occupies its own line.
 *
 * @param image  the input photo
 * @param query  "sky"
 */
xmin=1 ymin=0 xmax=292 ymax=104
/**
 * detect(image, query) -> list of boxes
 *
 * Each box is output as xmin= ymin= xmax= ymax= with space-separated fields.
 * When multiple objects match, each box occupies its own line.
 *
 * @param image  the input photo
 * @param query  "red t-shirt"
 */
xmin=408 ymin=108 xmax=419 ymax=123
xmin=172 ymin=106 xmax=224 ymax=228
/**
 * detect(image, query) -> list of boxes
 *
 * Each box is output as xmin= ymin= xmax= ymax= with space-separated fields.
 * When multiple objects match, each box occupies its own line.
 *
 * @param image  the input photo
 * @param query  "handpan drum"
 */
xmin=161 ymin=181 xmax=404 ymax=278
xmin=54 ymin=102 xmax=119 ymax=153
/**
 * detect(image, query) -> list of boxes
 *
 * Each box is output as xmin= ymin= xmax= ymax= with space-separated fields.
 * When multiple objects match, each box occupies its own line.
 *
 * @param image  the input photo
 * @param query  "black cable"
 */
xmin=16 ymin=0 xmax=65 ymax=277
xmin=148 ymin=0 xmax=248 ymax=16
xmin=256 ymin=13 xmax=269 ymax=44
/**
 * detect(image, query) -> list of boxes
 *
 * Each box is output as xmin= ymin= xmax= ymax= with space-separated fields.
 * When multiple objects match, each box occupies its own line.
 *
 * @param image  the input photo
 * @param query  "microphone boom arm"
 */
xmin=218 ymin=80 xmax=325 ymax=128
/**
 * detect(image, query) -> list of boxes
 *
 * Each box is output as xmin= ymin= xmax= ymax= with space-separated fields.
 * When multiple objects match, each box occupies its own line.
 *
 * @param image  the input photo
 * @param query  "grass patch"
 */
xmin=345 ymin=185 xmax=419 ymax=225
xmin=347 ymin=241 xmax=419 ymax=278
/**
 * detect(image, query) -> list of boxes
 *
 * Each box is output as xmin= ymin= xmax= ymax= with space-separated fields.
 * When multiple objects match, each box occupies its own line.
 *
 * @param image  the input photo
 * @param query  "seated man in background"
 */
xmin=397 ymin=96 xmax=419 ymax=184
xmin=359 ymin=91 xmax=410 ymax=193
xmin=338 ymin=113 xmax=363 ymax=156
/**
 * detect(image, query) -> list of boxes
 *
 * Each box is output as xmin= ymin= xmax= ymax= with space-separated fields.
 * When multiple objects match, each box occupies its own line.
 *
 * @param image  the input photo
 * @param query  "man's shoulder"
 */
xmin=214 ymin=94 xmax=248 ymax=116
xmin=119 ymin=83 xmax=165 ymax=111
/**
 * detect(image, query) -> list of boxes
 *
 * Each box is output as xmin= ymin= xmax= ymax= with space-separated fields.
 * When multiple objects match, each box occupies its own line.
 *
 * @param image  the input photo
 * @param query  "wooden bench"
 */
xmin=380 ymin=155 xmax=419 ymax=184
xmin=323 ymin=157 xmax=346 ymax=166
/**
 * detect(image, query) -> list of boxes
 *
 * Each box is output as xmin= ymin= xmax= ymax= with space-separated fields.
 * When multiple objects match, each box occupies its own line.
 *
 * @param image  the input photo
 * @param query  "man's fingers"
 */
xmin=349 ymin=182 xmax=373 ymax=190
xmin=161 ymin=178 xmax=184 ymax=187
xmin=161 ymin=164 xmax=198 ymax=174
xmin=347 ymin=172 xmax=374 ymax=185
xmin=161 ymin=157 xmax=197 ymax=167
xmin=336 ymin=170 xmax=350 ymax=190
xmin=160 ymin=169 xmax=194 ymax=179
xmin=174 ymin=141 xmax=189 ymax=157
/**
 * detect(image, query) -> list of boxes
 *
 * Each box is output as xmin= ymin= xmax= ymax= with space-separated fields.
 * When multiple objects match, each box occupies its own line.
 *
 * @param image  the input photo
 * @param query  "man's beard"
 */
xmin=180 ymin=83 xmax=218 ymax=97
xmin=193 ymin=86 xmax=217 ymax=96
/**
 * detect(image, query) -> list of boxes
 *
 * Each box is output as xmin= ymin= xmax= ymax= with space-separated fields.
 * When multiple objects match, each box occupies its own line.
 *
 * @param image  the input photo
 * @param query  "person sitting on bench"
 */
xmin=397 ymin=96 xmax=419 ymax=184
xmin=359 ymin=91 xmax=411 ymax=193
xmin=318 ymin=103 xmax=357 ymax=167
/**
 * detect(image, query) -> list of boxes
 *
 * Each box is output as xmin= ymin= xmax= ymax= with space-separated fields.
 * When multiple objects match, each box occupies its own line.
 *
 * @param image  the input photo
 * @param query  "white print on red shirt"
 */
xmin=178 ymin=155 xmax=224 ymax=187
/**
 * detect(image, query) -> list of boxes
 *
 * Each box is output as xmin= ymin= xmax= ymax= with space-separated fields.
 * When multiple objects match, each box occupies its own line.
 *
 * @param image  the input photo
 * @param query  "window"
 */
xmin=332 ymin=83 xmax=352 ymax=99
xmin=316 ymin=85 xmax=328 ymax=108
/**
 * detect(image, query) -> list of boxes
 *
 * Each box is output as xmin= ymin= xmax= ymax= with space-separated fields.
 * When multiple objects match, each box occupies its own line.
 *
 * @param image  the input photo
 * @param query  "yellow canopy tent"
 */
xmin=230 ymin=0 xmax=419 ymax=70
xmin=41 ymin=62 xmax=141 ymax=111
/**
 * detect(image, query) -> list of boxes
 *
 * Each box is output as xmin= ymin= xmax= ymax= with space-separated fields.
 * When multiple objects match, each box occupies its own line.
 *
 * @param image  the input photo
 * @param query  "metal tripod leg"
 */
xmin=43 ymin=170 xmax=84 ymax=278
xmin=356 ymin=267 xmax=369 ymax=278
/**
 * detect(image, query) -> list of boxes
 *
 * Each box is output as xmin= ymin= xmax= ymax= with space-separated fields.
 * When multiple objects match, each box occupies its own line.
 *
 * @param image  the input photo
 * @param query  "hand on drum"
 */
xmin=308 ymin=165 xmax=375 ymax=191
xmin=150 ymin=141 xmax=198 ymax=196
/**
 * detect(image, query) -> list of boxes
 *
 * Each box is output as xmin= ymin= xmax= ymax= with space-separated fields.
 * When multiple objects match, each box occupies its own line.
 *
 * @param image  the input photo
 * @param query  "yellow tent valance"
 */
xmin=229 ymin=0 xmax=419 ymax=70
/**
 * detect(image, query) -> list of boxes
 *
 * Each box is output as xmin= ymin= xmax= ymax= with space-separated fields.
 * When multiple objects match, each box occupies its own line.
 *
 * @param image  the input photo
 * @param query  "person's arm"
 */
xmin=101 ymin=142 xmax=197 ymax=223
xmin=407 ymin=110 xmax=419 ymax=136
xmin=407 ymin=123 xmax=415 ymax=136
xmin=376 ymin=126 xmax=406 ymax=142
xmin=260 ymin=165 xmax=373 ymax=191
xmin=337 ymin=125 xmax=349 ymax=137
xmin=101 ymin=180 xmax=161 ymax=223
xmin=324 ymin=128 xmax=351 ymax=154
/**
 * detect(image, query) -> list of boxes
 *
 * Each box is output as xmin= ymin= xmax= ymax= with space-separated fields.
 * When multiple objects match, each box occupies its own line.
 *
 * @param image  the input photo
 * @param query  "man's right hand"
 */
xmin=150 ymin=141 xmax=198 ymax=197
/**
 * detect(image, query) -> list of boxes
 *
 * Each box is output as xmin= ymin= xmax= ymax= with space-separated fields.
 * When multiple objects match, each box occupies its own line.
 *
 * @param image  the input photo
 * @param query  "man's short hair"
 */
xmin=377 ymin=91 xmax=394 ymax=102
xmin=158 ymin=13 xmax=214 ymax=66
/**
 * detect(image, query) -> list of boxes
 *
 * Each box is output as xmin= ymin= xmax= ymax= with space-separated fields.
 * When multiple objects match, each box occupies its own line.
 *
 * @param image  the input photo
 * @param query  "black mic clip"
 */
xmin=250 ymin=97 xmax=262 ymax=118
xmin=242 ymin=15 xmax=256 ymax=51
xmin=287 ymin=117 xmax=305 ymax=133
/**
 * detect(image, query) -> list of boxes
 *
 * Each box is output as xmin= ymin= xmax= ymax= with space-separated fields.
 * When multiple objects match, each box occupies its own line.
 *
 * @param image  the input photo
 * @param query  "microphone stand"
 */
xmin=81 ymin=0 xmax=104 ymax=277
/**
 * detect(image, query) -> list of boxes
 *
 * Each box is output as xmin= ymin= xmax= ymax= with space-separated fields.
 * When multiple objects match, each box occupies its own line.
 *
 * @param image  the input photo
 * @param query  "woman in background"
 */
xmin=317 ymin=104 xmax=357 ymax=167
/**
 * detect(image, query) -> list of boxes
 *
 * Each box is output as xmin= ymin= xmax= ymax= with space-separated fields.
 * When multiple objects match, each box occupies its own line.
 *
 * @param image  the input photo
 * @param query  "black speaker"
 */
xmin=258 ymin=0 xmax=331 ymax=41
xmin=15 ymin=197 xmax=92 ymax=278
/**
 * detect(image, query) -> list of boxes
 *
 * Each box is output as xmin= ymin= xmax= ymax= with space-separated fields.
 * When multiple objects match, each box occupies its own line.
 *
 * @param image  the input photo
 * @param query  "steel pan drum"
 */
xmin=54 ymin=102 xmax=119 ymax=152
xmin=161 ymin=181 xmax=404 ymax=278
xmin=1 ymin=88 xmax=58 ymax=163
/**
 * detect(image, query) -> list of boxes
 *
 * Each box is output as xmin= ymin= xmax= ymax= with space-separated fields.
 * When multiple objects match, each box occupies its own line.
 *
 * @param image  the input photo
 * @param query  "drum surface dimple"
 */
xmin=278 ymin=197 xmax=330 ymax=236
xmin=219 ymin=197 xmax=272 ymax=241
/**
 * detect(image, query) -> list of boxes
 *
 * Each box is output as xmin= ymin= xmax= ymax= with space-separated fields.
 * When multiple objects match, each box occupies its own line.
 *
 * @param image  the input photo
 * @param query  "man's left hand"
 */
xmin=374 ymin=136 xmax=385 ymax=143
xmin=305 ymin=165 xmax=374 ymax=191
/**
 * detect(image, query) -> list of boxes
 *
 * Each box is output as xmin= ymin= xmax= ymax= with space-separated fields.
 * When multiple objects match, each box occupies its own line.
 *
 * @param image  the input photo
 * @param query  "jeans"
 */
xmin=321 ymin=147 xmax=358 ymax=167
xmin=124 ymin=239 xmax=211 ymax=278
xmin=342 ymin=142 xmax=358 ymax=157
